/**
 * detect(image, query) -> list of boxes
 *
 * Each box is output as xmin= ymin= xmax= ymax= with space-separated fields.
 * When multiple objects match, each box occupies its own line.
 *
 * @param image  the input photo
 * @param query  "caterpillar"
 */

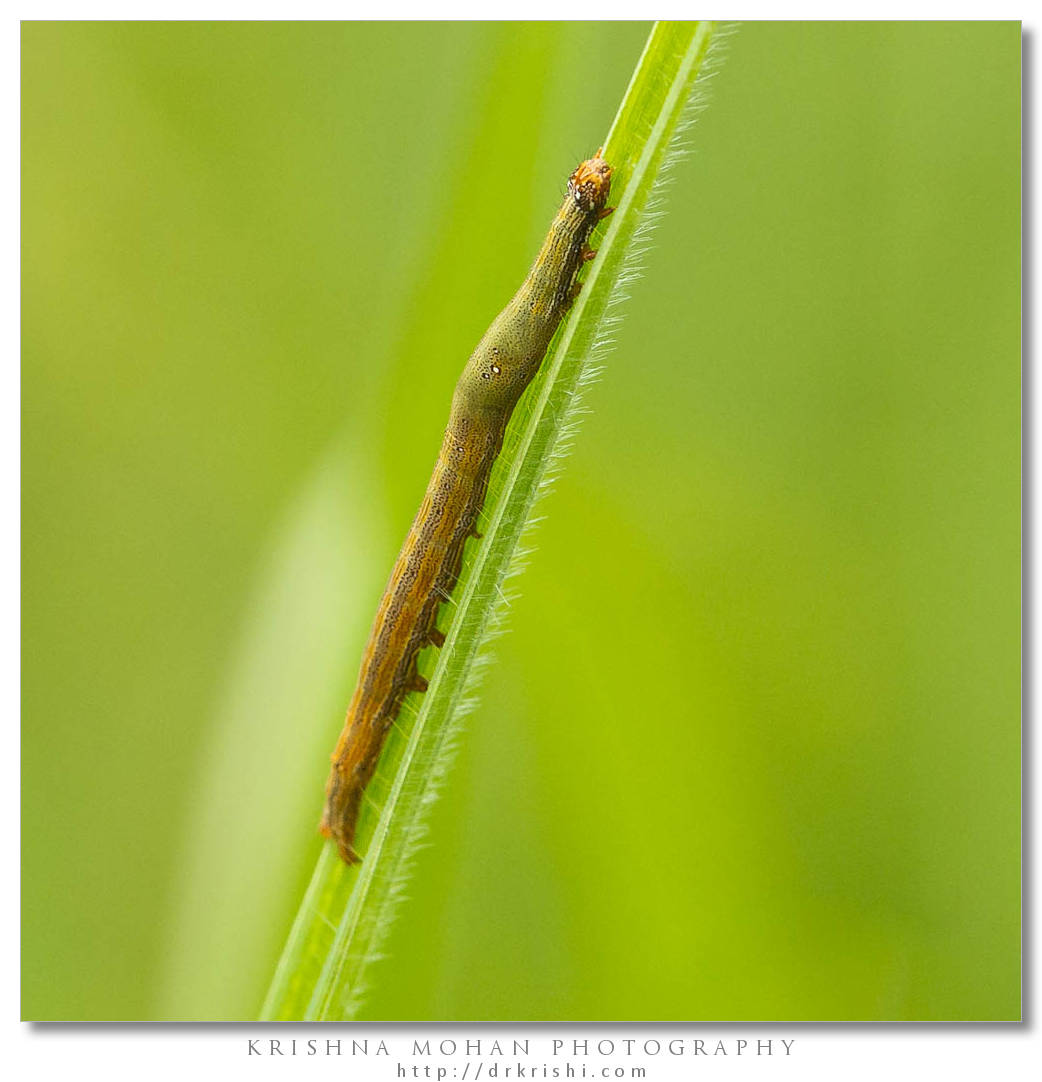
xmin=321 ymin=151 xmax=613 ymax=864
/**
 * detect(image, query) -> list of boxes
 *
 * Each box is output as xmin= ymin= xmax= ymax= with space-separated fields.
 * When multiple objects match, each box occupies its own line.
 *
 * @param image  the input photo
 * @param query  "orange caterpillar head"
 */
xmin=568 ymin=149 xmax=612 ymax=213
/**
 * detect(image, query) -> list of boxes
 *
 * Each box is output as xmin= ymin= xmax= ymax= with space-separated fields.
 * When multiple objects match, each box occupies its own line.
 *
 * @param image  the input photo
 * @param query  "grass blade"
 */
xmin=260 ymin=19 xmax=729 ymax=1022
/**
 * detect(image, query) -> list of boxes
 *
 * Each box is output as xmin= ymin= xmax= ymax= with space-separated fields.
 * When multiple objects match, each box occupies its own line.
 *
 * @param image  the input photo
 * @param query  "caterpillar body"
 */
xmin=321 ymin=152 xmax=613 ymax=864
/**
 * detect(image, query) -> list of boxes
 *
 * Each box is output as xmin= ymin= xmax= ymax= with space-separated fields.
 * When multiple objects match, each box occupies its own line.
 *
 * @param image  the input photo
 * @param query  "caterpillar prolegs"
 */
xmin=321 ymin=152 xmax=613 ymax=863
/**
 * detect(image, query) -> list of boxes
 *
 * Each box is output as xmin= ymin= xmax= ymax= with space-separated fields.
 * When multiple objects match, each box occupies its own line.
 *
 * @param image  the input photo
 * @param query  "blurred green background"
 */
xmin=22 ymin=22 xmax=1020 ymax=1021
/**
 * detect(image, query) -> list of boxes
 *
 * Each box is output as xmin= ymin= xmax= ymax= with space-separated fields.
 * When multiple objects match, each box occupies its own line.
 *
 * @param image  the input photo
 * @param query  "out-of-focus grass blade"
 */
xmin=156 ymin=438 xmax=388 ymax=1019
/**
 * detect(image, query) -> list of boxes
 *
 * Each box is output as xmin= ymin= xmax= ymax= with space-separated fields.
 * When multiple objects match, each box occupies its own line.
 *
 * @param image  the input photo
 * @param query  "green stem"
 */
xmin=260 ymin=19 xmax=724 ymax=1022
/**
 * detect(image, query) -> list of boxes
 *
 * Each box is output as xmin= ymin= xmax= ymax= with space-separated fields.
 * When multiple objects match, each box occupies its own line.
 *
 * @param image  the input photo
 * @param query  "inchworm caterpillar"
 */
xmin=321 ymin=151 xmax=613 ymax=864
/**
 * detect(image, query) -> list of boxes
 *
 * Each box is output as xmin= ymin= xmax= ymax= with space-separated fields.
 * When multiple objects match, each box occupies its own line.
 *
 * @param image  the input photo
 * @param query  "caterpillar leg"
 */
xmin=320 ymin=766 xmax=362 ymax=864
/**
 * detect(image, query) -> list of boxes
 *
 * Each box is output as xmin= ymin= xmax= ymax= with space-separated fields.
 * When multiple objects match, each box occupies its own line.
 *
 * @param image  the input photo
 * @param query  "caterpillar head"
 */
xmin=568 ymin=150 xmax=612 ymax=213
